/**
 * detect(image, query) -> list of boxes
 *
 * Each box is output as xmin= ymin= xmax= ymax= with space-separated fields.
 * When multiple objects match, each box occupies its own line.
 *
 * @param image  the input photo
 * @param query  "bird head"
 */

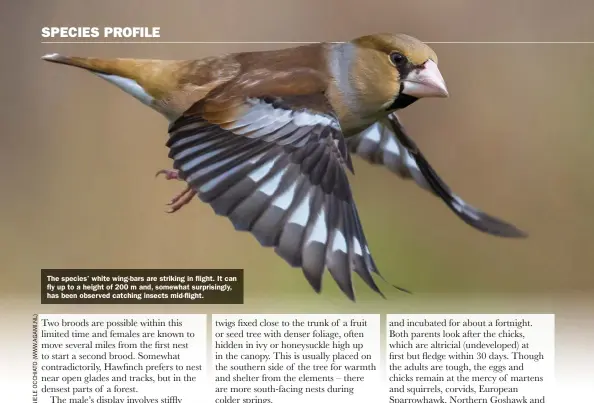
xmin=348 ymin=33 xmax=449 ymax=112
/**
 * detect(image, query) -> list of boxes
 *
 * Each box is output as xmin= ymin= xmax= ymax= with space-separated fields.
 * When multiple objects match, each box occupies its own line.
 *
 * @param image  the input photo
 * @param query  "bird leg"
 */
xmin=155 ymin=169 xmax=197 ymax=213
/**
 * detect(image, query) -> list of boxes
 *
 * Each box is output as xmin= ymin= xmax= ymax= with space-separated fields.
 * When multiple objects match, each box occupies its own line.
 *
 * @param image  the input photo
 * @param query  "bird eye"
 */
xmin=390 ymin=52 xmax=406 ymax=66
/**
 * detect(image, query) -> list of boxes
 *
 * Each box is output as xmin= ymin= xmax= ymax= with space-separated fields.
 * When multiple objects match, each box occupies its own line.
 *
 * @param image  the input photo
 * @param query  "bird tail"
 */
xmin=41 ymin=53 xmax=182 ymax=108
xmin=41 ymin=54 xmax=160 ymax=82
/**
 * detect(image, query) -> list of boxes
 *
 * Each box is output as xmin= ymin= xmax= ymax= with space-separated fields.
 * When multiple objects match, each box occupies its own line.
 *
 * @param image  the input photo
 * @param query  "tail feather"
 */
xmin=41 ymin=53 xmax=181 ymax=102
xmin=42 ymin=54 xmax=145 ymax=77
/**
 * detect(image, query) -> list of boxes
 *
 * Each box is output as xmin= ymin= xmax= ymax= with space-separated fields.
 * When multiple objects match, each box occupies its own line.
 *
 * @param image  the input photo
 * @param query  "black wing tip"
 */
xmin=471 ymin=213 xmax=529 ymax=239
xmin=494 ymin=223 xmax=529 ymax=238
xmin=377 ymin=288 xmax=387 ymax=299
xmin=303 ymin=270 xmax=357 ymax=301
xmin=340 ymin=288 xmax=356 ymax=301
xmin=377 ymin=274 xmax=412 ymax=295
xmin=340 ymin=288 xmax=356 ymax=302
xmin=491 ymin=227 xmax=529 ymax=239
xmin=392 ymin=284 xmax=413 ymax=294
xmin=370 ymin=279 xmax=387 ymax=299
xmin=301 ymin=267 xmax=323 ymax=293
xmin=232 ymin=221 xmax=253 ymax=232
xmin=302 ymin=270 xmax=407 ymax=300
xmin=353 ymin=269 xmax=387 ymax=299
xmin=253 ymin=231 xmax=279 ymax=247
xmin=301 ymin=267 xmax=392 ymax=301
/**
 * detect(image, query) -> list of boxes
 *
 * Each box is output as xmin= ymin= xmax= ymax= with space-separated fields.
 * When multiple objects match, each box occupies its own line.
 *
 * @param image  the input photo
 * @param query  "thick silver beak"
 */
xmin=401 ymin=60 xmax=449 ymax=98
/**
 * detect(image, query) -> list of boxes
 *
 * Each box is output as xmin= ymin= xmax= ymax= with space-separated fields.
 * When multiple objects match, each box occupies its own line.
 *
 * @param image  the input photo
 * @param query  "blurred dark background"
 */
xmin=1 ymin=0 xmax=593 ymax=302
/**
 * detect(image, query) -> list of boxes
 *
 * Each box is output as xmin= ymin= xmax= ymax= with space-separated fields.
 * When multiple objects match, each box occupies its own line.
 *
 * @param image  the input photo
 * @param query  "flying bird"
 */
xmin=42 ymin=33 xmax=526 ymax=300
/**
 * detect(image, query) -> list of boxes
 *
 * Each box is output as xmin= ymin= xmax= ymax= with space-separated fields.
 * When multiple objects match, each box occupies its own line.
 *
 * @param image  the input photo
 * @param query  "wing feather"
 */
xmin=166 ymin=94 xmax=393 ymax=300
xmin=346 ymin=113 xmax=527 ymax=238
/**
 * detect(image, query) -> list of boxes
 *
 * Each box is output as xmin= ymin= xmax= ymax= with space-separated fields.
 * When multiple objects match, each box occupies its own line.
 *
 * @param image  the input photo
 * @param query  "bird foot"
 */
xmin=155 ymin=169 xmax=196 ymax=213
xmin=165 ymin=185 xmax=196 ymax=213
xmin=155 ymin=169 xmax=182 ymax=181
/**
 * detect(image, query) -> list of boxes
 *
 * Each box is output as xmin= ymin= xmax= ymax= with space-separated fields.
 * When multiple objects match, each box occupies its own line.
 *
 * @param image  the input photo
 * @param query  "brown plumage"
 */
xmin=42 ymin=33 xmax=526 ymax=301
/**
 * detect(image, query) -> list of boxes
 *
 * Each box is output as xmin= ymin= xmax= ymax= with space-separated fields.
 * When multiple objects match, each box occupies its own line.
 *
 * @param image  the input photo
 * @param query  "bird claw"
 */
xmin=165 ymin=185 xmax=196 ymax=214
xmin=155 ymin=169 xmax=182 ymax=181
xmin=156 ymin=168 xmax=196 ymax=213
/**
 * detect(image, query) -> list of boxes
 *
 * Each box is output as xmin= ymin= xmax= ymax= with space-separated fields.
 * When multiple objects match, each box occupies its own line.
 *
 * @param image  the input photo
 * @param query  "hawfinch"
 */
xmin=42 ymin=33 xmax=526 ymax=300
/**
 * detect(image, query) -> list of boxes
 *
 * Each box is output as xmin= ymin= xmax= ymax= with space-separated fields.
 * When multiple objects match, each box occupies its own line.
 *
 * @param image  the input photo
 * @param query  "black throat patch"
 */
xmin=387 ymin=63 xmax=419 ymax=111
xmin=388 ymin=93 xmax=418 ymax=110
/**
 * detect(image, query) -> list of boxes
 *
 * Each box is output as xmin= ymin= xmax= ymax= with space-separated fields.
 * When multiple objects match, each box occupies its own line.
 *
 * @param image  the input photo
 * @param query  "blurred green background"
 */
xmin=1 ymin=0 xmax=593 ymax=305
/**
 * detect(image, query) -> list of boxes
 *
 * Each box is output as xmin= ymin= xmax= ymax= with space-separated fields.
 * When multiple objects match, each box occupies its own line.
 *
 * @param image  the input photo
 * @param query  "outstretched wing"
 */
xmin=166 ymin=91 xmax=393 ymax=300
xmin=346 ymin=113 xmax=527 ymax=238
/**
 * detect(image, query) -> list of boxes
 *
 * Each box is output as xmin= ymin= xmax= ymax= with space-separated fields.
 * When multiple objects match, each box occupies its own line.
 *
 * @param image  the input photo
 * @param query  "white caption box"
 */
xmin=212 ymin=314 xmax=380 ymax=403
xmin=386 ymin=314 xmax=555 ymax=403
xmin=37 ymin=314 xmax=207 ymax=403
